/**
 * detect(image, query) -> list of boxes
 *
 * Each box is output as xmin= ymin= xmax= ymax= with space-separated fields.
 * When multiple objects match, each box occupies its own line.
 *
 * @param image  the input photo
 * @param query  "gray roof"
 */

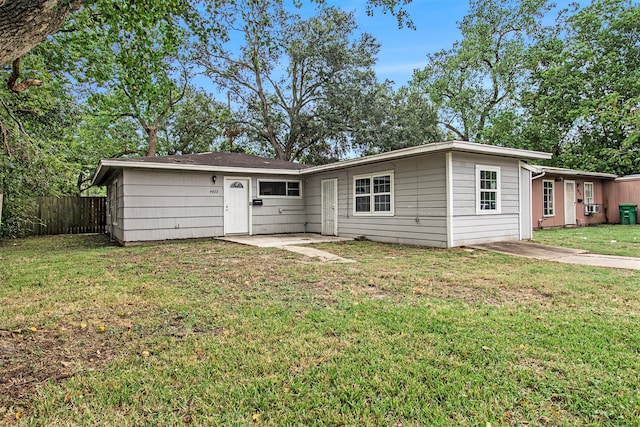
xmin=114 ymin=152 xmax=310 ymax=170
xmin=92 ymin=152 xmax=309 ymax=186
xmin=92 ymin=141 xmax=553 ymax=186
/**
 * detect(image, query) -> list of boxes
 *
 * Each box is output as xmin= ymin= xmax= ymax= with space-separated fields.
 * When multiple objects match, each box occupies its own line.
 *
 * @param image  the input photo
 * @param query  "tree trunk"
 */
xmin=0 ymin=0 xmax=83 ymax=67
xmin=146 ymin=126 xmax=158 ymax=157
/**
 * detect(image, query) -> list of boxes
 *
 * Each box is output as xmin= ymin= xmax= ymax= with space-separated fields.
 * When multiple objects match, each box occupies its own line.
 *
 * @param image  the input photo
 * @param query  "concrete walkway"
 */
xmin=471 ymin=241 xmax=640 ymax=270
xmin=218 ymin=233 xmax=355 ymax=263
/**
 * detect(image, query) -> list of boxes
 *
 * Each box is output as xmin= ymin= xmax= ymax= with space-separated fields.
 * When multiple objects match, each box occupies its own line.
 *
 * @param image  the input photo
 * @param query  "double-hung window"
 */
xmin=543 ymin=180 xmax=554 ymax=217
xmin=476 ymin=165 xmax=501 ymax=214
xmin=353 ymin=171 xmax=394 ymax=216
xmin=584 ymin=182 xmax=594 ymax=206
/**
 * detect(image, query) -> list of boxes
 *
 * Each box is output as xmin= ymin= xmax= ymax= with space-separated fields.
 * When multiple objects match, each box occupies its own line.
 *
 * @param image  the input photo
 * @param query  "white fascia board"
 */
xmin=519 ymin=162 xmax=541 ymax=173
xmin=540 ymin=166 xmax=618 ymax=179
xmin=91 ymin=159 xmax=303 ymax=186
xmin=616 ymin=174 xmax=640 ymax=182
xmin=449 ymin=141 xmax=551 ymax=160
xmin=301 ymin=140 xmax=551 ymax=175
xmin=91 ymin=141 xmax=553 ymax=186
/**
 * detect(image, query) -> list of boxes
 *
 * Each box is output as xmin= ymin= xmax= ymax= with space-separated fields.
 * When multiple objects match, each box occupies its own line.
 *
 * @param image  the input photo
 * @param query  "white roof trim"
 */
xmin=91 ymin=141 xmax=552 ymax=186
xmin=538 ymin=166 xmax=617 ymax=179
xmin=300 ymin=140 xmax=551 ymax=175
xmin=615 ymin=174 xmax=640 ymax=182
xmin=520 ymin=162 xmax=541 ymax=173
xmin=91 ymin=159 xmax=301 ymax=186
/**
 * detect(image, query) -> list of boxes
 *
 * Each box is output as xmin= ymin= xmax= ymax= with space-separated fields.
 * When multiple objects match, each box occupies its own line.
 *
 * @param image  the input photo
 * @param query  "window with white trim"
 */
xmin=584 ymin=182 xmax=594 ymax=205
xmin=476 ymin=165 xmax=500 ymax=213
xmin=353 ymin=171 xmax=394 ymax=215
xmin=258 ymin=180 xmax=301 ymax=197
xmin=543 ymin=180 xmax=554 ymax=216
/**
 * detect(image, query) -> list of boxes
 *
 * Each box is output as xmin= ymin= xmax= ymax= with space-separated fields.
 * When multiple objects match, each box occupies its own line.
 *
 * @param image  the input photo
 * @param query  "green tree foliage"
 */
xmin=412 ymin=0 xmax=551 ymax=143
xmin=0 ymin=52 xmax=82 ymax=237
xmin=0 ymin=0 xmax=414 ymax=67
xmin=522 ymin=0 xmax=640 ymax=175
xmin=157 ymin=88 xmax=228 ymax=155
xmin=195 ymin=2 xmax=381 ymax=162
xmin=0 ymin=0 xmax=417 ymax=238
xmin=352 ymin=84 xmax=443 ymax=155
xmin=51 ymin=0 xmax=199 ymax=157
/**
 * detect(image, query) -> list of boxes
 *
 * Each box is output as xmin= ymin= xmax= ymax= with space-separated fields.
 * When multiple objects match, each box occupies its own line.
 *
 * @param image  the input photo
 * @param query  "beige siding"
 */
xmin=451 ymin=153 xmax=522 ymax=245
xmin=306 ymin=153 xmax=448 ymax=247
xmin=103 ymin=147 xmax=536 ymax=246
xmin=120 ymin=169 xmax=223 ymax=242
xmin=114 ymin=170 xmax=305 ymax=243
xmin=107 ymin=170 xmax=125 ymax=243
xmin=250 ymin=175 xmax=306 ymax=234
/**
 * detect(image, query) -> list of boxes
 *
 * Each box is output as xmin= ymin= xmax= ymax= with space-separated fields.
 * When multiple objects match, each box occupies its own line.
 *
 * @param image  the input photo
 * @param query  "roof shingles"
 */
xmin=115 ymin=152 xmax=310 ymax=170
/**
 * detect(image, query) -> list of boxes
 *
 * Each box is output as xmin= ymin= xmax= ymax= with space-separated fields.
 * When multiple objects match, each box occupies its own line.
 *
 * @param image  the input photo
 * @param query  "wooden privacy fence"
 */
xmin=32 ymin=196 xmax=107 ymax=235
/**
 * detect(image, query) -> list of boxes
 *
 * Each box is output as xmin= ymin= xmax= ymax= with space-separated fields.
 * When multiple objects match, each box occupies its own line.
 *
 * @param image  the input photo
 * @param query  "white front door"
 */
xmin=564 ymin=180 xmax=576 ymax=226
xmin=321 ymin=179 xmax=338 ymax=236
xmin=224 ymin=178 xmax=250 ymax=235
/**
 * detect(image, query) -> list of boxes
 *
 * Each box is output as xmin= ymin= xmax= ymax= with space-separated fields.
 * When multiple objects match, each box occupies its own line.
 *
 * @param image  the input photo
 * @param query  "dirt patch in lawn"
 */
xmin=0 ymin=323 xmax=126 ymax=425
xmin=0 ymin=308 xmax=223 ymax=421
xmin=0 ymin=325 xmax=120 ymax=403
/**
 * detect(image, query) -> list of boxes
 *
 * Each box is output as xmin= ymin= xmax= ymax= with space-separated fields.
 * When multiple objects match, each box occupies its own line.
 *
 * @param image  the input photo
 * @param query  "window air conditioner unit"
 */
xmin=584 ymin=204 xmax=601 ymax=215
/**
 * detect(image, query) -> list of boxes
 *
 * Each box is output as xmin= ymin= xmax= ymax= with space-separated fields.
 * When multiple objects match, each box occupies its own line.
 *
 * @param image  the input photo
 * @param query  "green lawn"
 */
xmin=534 ymin=224 xmax=640 ymax=257
xmin=1 ymin=235 xmax=639 ymax=426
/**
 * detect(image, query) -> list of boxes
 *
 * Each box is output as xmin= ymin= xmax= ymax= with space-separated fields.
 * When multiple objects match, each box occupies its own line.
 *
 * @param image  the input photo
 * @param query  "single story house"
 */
xmin=91 ymin=140 xmax=552 ymax=247
xmin=531 ymin=166 xmax=640 ymax=228
xmin=531 ymin=166 xmax=617 ymax=229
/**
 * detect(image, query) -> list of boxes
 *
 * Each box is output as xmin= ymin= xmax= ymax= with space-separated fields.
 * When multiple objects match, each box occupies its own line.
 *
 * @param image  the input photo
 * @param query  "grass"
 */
xmin=533 ymin=224 xmax=640 ymax=257
xmin=1 ymin=234 xmax=639 ymax=426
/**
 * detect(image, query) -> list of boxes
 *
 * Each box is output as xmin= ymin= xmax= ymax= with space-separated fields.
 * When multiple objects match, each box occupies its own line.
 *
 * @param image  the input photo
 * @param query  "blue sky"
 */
xmin=313 ymin=0 xmax=584 ymax=86
xmin=196 ymin=1 xmax=587 ymax=93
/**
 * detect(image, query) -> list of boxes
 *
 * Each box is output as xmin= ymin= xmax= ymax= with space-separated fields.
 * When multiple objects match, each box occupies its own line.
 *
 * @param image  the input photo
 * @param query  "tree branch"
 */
xmin=0 ymin=119 xmax=11 ymax=157
xmin=7 ymin=58 xmax=42 ymax=93
xmin=442 ymin=121 xmax=466 ymax=140
xmin=0 ymin=97 xmax=30 ymax=139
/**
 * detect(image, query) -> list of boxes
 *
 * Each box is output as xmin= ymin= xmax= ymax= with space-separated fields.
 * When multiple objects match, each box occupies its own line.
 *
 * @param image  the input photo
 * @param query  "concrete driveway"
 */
xmin=471 ymin=241 xmax=640 ymax=270
xmin=218 ymin=233 xmax=355 ymax=263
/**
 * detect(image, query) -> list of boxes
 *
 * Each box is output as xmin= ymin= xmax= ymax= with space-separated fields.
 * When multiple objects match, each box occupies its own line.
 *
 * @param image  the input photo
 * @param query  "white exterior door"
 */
xmin=224 ymin=178 xmax=250 ymax=235
xmin=564 ymin=180 xmax=576 ymax=226
xmin=321 ymin=179 xmax=338 ymax=236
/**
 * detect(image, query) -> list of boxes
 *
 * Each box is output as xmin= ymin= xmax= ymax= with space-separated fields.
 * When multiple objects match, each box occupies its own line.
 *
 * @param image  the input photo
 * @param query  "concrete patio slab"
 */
xmin=281 ymin=245 xmax=355 ymax=263
xmin=471 ymin=241 xmax=640 ymax=270
xmin=218 ymin=233 xmax=355 ymax=263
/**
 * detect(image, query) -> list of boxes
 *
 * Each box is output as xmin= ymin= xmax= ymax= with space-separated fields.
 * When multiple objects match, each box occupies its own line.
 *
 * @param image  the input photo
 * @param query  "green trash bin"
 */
xmin=619 ymin=204 xmax=638 ymax=225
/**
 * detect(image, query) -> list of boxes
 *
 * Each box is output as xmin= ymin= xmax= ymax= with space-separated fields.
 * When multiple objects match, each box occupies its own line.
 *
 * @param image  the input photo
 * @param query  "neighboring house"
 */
xmin=531 ymin=166 xmax=617 ymax=229
xmin=91 ymin=141 xmax=552 ymax=247
xmin=531 ymin=166 xmax=640 ymax=228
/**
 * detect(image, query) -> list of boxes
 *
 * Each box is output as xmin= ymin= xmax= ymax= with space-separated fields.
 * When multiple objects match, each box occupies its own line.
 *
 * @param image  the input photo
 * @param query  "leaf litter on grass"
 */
xmin=1 ymin=235 xmax=639 ymax=425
